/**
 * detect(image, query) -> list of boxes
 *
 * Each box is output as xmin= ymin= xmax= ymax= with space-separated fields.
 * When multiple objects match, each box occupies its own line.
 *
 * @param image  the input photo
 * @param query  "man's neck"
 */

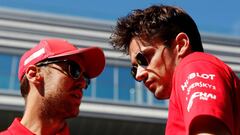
xmin=21 ymin=93 xmax=66 ymax=135
xmin=20 ymin=112 xmax=66 ymax=135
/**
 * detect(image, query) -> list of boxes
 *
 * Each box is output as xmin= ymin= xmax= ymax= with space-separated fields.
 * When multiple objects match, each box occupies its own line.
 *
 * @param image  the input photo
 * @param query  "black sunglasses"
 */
xmin=131 ymin=52 xmax=149 ymax=81
xmin=36 ymin=59 xmax=90 ymax=89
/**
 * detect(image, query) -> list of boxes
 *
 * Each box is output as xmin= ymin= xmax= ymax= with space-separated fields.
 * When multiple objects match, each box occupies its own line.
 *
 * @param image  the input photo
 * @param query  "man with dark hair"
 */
xmin=110 ymin=5 xmax=240 ymax=135
xmin=0 ymin=38 xmax=105 ymax=135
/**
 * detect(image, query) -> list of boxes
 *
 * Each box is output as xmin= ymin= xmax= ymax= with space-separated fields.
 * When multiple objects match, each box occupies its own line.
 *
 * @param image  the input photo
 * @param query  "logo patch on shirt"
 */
xmin=187 ymin=91 xmax=216 ymax=112
xmin=180 ymin=72 xmax=217 ymax=112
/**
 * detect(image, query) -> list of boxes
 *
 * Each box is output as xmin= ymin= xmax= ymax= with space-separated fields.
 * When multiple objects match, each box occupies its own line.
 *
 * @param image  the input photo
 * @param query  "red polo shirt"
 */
xmin=0 ymin=118 xmax=70 ymax=135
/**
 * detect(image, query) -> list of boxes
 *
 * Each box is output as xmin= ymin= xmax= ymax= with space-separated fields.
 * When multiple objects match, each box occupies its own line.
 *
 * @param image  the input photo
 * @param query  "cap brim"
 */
xmin=49 ymin=47 xmax=105 ymax=79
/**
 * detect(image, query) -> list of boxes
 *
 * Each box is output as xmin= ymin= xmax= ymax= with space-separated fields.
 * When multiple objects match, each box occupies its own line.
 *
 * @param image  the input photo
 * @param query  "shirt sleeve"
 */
xmin=174 ymin=60 xmax=234 ymax=133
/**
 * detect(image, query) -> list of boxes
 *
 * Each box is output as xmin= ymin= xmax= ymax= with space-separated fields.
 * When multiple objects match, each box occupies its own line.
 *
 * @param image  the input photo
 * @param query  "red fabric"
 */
xmin=0 ymin=118 xmax=35 ymax=135
xmin=166 ymin=52 xmax=240 ymax=135
xmin=0 ymin=118 xmax=70 ymax=135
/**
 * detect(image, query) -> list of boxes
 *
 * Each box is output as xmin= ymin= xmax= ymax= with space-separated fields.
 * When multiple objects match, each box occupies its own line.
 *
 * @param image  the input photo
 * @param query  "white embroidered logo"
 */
xmin=181 ymin=73 xmax=215 ymax=91
xmin=187 ymin=92 xmax=216 ymax=112
xmin=24 ymin=48 xmax=45 ymax=65
xmin=180 ymin=72 xmax=217 ymax=112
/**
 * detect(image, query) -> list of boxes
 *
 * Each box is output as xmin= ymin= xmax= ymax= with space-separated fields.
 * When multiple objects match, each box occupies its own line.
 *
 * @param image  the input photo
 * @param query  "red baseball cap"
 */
xmin=18 ymin=38 xmax=105 ymax=81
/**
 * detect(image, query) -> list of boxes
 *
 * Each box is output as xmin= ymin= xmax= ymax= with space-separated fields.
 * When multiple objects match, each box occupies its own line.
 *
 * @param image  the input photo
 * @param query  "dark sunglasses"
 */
xmin=36 ymin=59 xmax=90 ymax=89
xmin=131 ymin=52 xmax=149 ymax=81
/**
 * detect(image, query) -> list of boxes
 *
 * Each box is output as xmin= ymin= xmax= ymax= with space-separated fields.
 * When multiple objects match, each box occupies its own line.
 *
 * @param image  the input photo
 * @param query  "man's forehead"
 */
xmin=129 ymin=38 xmax=150 ymax=54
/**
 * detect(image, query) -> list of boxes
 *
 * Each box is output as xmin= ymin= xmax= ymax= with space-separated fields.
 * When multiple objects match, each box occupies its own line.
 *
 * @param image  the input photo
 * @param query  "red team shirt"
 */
xmin=0 ymin=118 xmax=70 ymax=135
xmin=166 ymin=52 xmax=240 ymax=135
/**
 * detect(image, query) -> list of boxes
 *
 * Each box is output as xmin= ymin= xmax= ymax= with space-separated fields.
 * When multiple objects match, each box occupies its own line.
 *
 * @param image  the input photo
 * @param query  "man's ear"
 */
xmin=175 ymin=32 xmax=191 ymax=57
xmin=25 ymin=65 xmax=43 ymax=84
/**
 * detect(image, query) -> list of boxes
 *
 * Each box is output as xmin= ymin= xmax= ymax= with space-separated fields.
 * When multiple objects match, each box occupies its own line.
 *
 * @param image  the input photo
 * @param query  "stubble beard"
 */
xmin=40 ymin=88 xmax=79 ymax=121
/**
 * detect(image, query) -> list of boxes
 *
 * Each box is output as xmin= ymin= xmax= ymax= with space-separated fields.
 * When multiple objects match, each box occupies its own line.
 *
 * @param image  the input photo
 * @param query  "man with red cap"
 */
xmin=0 ymin=38 xmax=105 ymax=135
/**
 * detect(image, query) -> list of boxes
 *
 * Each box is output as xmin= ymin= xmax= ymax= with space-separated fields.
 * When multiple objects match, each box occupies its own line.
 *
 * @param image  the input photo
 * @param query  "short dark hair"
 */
xmin=20 ymin=75 xmax=29 ymax=98
xmin=110 ymin=5 xmax=204 ymax=54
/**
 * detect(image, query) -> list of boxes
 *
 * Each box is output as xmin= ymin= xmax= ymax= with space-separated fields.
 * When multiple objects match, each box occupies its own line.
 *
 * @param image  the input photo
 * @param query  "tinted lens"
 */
xmin=68 ymin=61 xmax=90 ymax=89
xmin=68 ymin=61 xmax=81 ymax=79
xmin=130 ymin=52 xmax=148 ymax=81
xmin=136 ymin=52 xmax=148 ymax=66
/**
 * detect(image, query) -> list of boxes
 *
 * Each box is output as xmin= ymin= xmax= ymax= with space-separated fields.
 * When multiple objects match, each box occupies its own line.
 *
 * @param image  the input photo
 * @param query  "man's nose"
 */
xmin=76 ymin=76 xmax=87 ymax=89
xmin=135 ymin=66 xmax=148 ymax=82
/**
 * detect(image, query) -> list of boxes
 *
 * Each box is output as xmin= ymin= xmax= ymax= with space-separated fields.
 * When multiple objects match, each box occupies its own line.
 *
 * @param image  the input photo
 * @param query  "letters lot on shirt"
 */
xmin=180 ymin=72 xmax=217 ymax=112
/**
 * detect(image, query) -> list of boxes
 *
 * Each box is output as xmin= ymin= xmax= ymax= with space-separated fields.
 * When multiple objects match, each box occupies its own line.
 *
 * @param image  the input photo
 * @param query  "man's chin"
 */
xmin=73 ymin=110 xmax=80 ymax=117
xmin=154 ymin=95 xmax=169 ymax=100
xmin=66 ymin=109 xmax=80 ymax=118
xmin=154 ymin=88 xmax=170 ymax=100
